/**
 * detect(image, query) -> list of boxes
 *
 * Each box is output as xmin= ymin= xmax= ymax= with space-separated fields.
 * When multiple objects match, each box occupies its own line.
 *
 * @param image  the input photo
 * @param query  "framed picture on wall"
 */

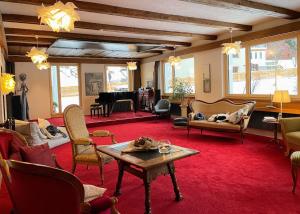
xmin=202 ymin=64 xmax=211 ymax=93
xmin=85 ymin=72 xmax=104 ymax=96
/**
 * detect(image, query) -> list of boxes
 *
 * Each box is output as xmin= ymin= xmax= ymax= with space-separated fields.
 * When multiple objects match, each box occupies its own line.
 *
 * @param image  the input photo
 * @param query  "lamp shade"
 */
xmin=272 ymin=90 xmax=291 ymax=103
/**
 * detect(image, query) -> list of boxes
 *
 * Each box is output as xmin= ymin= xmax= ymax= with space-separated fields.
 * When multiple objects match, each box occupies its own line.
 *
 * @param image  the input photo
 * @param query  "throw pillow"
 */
xmin=83 ymin=184 xmax=107 ymax=203
xmin=228 ymin=109 xmax=244 ymax=124
xmin=20 ymin=143 xmax=56 ymax=168
xmin=194 ymin=112 xmax=205 ymax=120
xmin=38 ymin=118 xmax=51 ymax=129
xmin=208 ymin=114 xmax=217 ymax=122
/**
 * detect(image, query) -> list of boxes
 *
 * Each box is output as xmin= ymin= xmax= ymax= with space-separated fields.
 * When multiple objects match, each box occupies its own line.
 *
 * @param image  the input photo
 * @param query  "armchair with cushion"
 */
xmin=280 ymin=117 xmax=300 ymax=156
xmin=154 ymin=99 xmax=171 ymax=117
xmin=0 ymin=159 xmax=119 ymax=214
xmin=63 ymin=104 xmax=116 ymax=184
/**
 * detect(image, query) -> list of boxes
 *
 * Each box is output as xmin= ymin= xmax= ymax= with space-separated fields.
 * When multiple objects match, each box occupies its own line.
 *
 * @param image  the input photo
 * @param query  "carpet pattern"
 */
xmin=1 ymin=120 xmax=300 ymax=213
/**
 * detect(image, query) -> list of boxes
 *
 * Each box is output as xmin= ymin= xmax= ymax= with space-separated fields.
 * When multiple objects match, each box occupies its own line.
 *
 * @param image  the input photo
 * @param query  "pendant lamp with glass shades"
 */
xmin=222 ymin=28 xmax=241 ymax=55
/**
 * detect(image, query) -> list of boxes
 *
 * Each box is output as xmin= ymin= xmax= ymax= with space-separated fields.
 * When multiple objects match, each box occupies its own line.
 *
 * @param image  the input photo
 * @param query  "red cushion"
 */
xmin=20 ymin=144 xmax=56 ymax=168
xmin=11 ymin=134 xmax=25 ymax=153
xmin=90 ymin=196 xmax=113 ymax=214
xmin=0 ymin=132 xmax=13 ymax=159
xmin=9 ymin=152 xmax=22 ymax=161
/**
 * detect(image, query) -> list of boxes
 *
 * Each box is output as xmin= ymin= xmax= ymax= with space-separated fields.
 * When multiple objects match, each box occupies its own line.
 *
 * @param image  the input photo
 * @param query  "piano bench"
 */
xmin=90 ymin=104 xmax=103 ymax=117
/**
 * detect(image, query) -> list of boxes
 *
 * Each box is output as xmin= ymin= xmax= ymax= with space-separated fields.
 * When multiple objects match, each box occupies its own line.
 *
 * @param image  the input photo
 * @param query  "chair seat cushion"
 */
xmin=189 ymin=120 xmax=241 ymax=131
xmin=75 ymin=147 xmax=113 ymax=164
xmin=83 ymin=184 xmax=106 ymax=203
xmin=20 ymin=143 xmax=56 ymax=168
xmin=286 ymin=132 xmax=300 ymax=146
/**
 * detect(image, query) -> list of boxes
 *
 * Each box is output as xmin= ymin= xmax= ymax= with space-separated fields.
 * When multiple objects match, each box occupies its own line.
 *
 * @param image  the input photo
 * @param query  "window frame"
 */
xmin=49 ymin=63 xmax=82 ymax=116
xmin=162 ymin=56 xmax=196 ymax=96
xmin=224 ymin=31 xmax=300 ymax=100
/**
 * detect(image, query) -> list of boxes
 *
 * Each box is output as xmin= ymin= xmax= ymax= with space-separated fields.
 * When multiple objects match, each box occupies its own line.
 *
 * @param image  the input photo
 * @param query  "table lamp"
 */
xmin=272 ymin=90 xmax=291 ymax=119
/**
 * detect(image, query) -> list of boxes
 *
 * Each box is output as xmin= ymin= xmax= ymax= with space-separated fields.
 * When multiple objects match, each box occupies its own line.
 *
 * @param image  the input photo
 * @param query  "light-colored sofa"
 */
xmin=280 ymin=117 xmax=300 ymax=156
xmin=15 ymin=120 xmax=69 ymax=149
xmin=188 ymin=99 xmax=256 ymax=143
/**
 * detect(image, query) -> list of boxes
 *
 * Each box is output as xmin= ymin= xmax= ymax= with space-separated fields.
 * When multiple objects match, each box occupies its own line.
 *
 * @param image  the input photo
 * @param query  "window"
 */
xmin=50 ymin=65 xmax=80 ymax=114
xmin=163 ymin=57 xmax=195 ymax=94
xmin=106 ymin=66 xmax=129 ymax=92
xmin=250 ymin=38 xmax=297 ymax=95
xmin=226 ymin=35 xmax=298 ymax=97
xmin=227 ymin=48 xmax=246 ymax=94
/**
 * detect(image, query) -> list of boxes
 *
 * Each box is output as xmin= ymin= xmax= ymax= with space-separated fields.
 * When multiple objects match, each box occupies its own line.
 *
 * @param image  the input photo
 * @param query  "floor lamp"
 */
xmin=272 ymin=90 xmax=291 ymax=119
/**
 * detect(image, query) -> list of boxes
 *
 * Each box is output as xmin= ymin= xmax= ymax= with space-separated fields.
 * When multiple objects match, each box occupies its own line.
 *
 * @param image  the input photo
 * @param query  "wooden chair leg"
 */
xmin=98 ymin=162 xmax=104 ymax=185
xmin=292 ymin=164 xmax=298 ymax=193
xmin=72 ymin=162 xmax=77 ymax=174
xmin=240 ymin=131 xmax=244 ymax=144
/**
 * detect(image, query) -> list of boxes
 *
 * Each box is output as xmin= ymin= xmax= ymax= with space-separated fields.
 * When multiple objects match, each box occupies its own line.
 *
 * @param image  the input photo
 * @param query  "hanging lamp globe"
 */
xmin=37 ymin=1 xmax=80 ymax=32
xmin=26 ymin=47 xmax=49 ymax=65
xmin=222 ymin=41 xmax=241 ymax=55
xmin=0 ymin=74 xmax=16 ymax=94
xmin=36 ymin=61 xmax=51 ymax=70
xmin=127 ymin=61 xmax=137 ymax=71
xmin=168 ymin=55 xmax=182 ymax=66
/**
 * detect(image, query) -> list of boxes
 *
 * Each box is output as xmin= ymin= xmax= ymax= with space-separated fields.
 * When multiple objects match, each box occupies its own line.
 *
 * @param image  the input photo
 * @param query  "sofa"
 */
xmin=280 ymin=117 xmax=300 ymax=156
xmin=15 ymin=120 xmax=69 ymax=149
xmin=188 ymin=99 xmax=256 ymax=143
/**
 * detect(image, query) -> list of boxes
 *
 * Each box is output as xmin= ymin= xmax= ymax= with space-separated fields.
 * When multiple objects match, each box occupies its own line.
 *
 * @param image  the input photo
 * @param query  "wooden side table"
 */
xmin=262 ymin=119 xmax=280 ymax=144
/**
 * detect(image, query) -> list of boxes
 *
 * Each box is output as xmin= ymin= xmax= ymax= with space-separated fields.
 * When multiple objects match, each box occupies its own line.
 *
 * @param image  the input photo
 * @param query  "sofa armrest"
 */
xmin=91 ymin=130 xmax=111 ymax=137
xmin=280 ymin=117 xmax=300 ymax=134
xmin=240 ymin=115 xmax=250 ymax=130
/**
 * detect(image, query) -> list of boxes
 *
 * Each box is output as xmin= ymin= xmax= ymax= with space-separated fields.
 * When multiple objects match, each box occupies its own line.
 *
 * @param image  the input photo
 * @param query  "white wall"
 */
xmin=141 ymin=62 xmax=154 ymax=87
xmin=15 ymin=62 xmax=51 ymax=119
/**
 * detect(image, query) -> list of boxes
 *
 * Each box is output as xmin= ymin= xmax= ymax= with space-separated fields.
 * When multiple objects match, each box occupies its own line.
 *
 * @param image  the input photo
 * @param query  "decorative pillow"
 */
xmin=215 ymin=113 xmax=229 ymax=122
xmin=208 ymin=114 xmax=217 ymax=122
xmin=40 ymin=127 xmax=55 ymax=139
xmin=38 ymin=118 xmax=51 ymax=129
xmin=20 ymin=143 xmax=56 ymax=168
xmin=228 ymin=109 xmax=244 ymax=124
xmin=83 ymin=184 xmax=107 ymax=203
xmin=194 ymin=112 xmax=205 ymax=120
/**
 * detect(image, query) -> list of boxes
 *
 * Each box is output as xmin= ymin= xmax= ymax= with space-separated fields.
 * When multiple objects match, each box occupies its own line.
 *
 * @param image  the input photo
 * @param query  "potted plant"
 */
xmin=169 ymin=78 xmax=193 ymax=117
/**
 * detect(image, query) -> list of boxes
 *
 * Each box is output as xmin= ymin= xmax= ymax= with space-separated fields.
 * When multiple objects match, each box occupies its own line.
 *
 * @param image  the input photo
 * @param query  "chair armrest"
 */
xmin=280 ymin=117 xmax=300 ymax=134
xmin=91 ymin=130 xmax=111 ymax=137
xmin=74 ymin=138 xmax=93 ymax=145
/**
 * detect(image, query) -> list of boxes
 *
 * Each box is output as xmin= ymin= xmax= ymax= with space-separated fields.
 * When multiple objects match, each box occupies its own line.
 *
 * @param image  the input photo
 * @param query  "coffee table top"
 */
xmin=97 ymin=142 xmax=199 ymax=170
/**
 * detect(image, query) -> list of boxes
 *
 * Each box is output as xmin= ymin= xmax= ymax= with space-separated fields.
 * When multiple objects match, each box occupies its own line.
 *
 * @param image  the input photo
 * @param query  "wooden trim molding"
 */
xmin=2 ymin=14 xmax=217 ymax=40
xmin=0 ymin=0 xmax=252 ymax=31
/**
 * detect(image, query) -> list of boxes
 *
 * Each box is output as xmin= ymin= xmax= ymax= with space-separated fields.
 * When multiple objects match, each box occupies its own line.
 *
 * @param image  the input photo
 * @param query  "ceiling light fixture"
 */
xmin=36 ymin=61 xmax=51 ymax=70
xmin=37 ymin=1 xmax=80 ymax=32
xmin=26 ymin=36 xmax=49 ymax=65
xmin=222 ymin=28 xmax=241 ymax=55
xmin=168 ymin=46 xmax=181 ymax=66
xmin=0 ymin=74 xmax=16 ymax=94
xmin=127 ymin=61 xmax=137 ymax=71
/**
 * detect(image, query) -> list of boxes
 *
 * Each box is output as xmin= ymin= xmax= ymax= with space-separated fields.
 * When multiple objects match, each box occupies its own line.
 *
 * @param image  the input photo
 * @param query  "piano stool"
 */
xmin=90 ymin=103 xmax=104 ymax=117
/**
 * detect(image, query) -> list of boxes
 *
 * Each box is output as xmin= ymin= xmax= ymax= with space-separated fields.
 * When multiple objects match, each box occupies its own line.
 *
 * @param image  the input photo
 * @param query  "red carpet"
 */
xmin=47 ymin=111 xmax=156 ymax=127
xmin=1 ymin=120 xmax=300 ymax=213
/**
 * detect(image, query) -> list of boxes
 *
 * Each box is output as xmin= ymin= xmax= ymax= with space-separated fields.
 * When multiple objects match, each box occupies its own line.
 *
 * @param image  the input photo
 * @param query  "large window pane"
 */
xmin=59 ymin=66 xmax=80 ymax=111
xmin=50 ymin=66 xmax=59 ymax=113
xmin=106 ymin=66 xmax=129 ymax=92
xmin=250 ymin=38 xmax=297 ymax=95
xmin=164 ymin=62 xmax=172 ymax=93
xmin=227 ymin=48 xmax=246 ymax=94
xmin=175 ymin=57 xmax=195 ymax=93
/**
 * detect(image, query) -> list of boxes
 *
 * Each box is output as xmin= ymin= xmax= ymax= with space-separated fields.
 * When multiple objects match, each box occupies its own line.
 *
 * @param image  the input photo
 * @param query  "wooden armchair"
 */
xmin=280 ymin=117 xmax=300 ymax=156
xmin=63 ymin=104 xmax=116 ymax=184
xmin=0 ymin=158 xmax=119 ymax=214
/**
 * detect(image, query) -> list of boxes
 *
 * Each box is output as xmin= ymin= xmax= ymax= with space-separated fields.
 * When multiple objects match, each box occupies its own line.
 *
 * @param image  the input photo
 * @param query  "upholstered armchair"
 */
xmin=0 ymin=159 xmax=119 ymax=214
xmin=154 ymin=99 xmax=171 ymax=117
xmin=63 ymin=105 xmax=116 ymax=184
xmin=280 ymin=117 xmax=300 ymax=156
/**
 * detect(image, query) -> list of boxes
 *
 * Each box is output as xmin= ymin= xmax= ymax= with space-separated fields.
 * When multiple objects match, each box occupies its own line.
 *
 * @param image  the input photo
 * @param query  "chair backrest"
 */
xmin=156 ymin=99 xmax=170 ymax=110
xmin=0 ymin=159 xmax=84 ymax=214
xmin=0 ymin=129 xmax=28 ymax=160
xmin=63 ymin=105 xmax=89 ymax=141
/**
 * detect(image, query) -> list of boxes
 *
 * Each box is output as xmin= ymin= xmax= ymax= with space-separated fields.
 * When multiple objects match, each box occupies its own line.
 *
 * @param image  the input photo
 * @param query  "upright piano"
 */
xmin=95 ymin=91 xmax=138 ymax=117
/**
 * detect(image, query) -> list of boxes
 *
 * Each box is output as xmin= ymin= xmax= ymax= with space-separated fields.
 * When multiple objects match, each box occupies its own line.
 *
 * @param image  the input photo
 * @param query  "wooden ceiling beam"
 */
xmin=7 ymin=42 xmax=50 ymax=48
xmin=8 ymin=55 xmax=136 ymax=64
xmin=180 ymin=0 xmax=300 ymax=19
xmin=0 ymin=0 xmax=252 ymax=31
xmin=6 ymin=35 xmax=55 ymax=44
xmin=2 ymin=14 xmax=217 ymax=40
xmin=4 ymin=28 xmax=191 ymax=46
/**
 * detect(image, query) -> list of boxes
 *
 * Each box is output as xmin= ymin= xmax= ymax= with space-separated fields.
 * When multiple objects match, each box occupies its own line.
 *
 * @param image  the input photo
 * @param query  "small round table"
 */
xmin=262 ymin=119 xmax=280 ymax=144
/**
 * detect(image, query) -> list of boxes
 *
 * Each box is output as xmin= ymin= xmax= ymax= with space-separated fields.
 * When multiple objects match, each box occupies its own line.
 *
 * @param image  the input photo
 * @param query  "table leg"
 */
xmin=167 ymin=162 xmax=183 ymax=201
xmin=114 ymin=161 xmax=124 ymax=196
xmin=143 ymin=171 xmax=151 ymax=214
xmin=274 ymin=123 xmax=278 ymax=143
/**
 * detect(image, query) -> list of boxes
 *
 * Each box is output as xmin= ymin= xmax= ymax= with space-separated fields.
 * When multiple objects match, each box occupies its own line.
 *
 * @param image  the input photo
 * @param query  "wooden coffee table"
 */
xmin=97 ymin=142 xmax=199 ymax=214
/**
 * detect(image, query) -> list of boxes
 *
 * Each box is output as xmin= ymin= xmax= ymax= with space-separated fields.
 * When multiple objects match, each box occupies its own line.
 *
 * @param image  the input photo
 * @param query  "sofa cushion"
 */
xmin=20 ymin=143 xmax=56 ymax=168
xmin=0 ymin=132 xmax=12 ymax=159
xmin=189 ymin=120 xmax=241 ymax=131
xmin=286 ymin=132 xmax=300 ymax=146
xmin=83 ymin=184 xmax=106 ymax=202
